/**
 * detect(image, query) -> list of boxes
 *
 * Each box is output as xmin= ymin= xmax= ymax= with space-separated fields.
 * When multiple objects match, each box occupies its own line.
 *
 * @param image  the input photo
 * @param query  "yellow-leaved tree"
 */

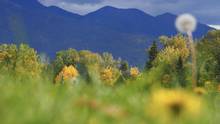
xmin=0 ymin=44 xmax=17 ymax=71
xmin=55 ymin=65 xmax=79 ymax=84
xmin=100 ymin=67 xmax=120 ymax=86
xmin=15 ymin=44 xmax=42 ymax=78
xmin=0 ymin=44 xmax=42 ymax=79
xmin=130 ymin=67 xmax=140 ymax=78
xmin=155 ymin=35 xmax=189 ymax=66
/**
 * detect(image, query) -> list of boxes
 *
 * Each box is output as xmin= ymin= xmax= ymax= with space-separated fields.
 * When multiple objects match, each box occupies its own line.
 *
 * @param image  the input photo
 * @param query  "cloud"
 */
xmin=38 ymin=0 xmax=220 ymax=24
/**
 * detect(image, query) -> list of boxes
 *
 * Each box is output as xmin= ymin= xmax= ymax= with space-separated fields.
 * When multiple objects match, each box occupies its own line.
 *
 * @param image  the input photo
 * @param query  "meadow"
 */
xmin=1 ymin=30 xmax=220 ymax=124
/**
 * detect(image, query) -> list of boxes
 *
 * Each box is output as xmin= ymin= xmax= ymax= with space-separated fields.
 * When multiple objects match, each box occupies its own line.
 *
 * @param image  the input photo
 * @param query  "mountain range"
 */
xmin=0 ymin=0 xmax=213 ymax=66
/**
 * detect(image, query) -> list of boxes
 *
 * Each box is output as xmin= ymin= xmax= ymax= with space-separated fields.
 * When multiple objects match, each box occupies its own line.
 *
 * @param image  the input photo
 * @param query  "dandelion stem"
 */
xmin=187 ymin=32 xmax=197 ymax=88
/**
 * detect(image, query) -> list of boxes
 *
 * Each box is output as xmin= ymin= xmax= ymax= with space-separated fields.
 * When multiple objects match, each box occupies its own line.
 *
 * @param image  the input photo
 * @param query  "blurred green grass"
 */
xmin=0 ymin=76 xmax=220 ymax=124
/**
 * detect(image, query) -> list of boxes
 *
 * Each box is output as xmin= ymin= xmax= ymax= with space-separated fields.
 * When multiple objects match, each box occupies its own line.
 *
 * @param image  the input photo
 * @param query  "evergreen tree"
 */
xmin=117 ymin=60 xmax=129 ymax=83
xmin=119 ymin=60 xmax=129 ymax=73
xmin=145 ymin=41 xmax=158 ymax=70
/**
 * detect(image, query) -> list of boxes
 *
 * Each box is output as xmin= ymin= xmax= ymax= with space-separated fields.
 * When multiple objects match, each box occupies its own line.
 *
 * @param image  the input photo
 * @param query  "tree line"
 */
xmin=0 ymin=30 xmax=220 ymax=88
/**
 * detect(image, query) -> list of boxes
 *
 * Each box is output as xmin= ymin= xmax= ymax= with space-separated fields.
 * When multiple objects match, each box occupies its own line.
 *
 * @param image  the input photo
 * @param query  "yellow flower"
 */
xmin=193 ymin=87 xmax=207 ymax=95
xmin=147 ymin=89 xmax=202 ymax=122
xmin=55 ymin=65 xmax=79 ymax=84
xmin=130 ymin=67 xmax=140 ymax=78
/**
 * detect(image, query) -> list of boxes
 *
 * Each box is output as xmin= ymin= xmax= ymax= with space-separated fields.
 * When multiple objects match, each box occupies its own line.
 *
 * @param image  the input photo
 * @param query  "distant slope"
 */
xmin=0 ymin=0 xmax=213 ymax=66
xmin=209 ymin=25 xmax=220 ymax=30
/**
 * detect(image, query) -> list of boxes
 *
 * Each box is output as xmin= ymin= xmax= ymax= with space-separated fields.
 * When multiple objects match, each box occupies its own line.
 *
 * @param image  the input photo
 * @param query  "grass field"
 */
xmin=0 ymin=75 xmax=220 ymax=124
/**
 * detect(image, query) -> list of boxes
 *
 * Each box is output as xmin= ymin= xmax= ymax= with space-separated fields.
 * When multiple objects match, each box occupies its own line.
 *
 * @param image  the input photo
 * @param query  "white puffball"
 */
xmin=175 ymin=14 xmax=197 ymax=34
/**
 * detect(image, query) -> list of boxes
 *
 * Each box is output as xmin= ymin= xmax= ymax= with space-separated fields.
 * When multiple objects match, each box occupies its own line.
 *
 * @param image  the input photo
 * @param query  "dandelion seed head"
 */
xmin=175 ymin=14 xmax=197 ymax=34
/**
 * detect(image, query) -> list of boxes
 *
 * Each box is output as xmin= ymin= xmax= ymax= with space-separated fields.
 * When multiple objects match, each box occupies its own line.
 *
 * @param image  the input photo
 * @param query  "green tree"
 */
xmin=78 ymin=50 xmax=102 ymax=66
xmin=53 ymin=48 xmax=79 ymax=75
xmin=119 ymin=60 xmax=129 ymax=78
xmin=176 ymin=57 xmax=187 ymax=87
xmin=145 ymin=41 xmax=158 ymax=70
xmin=101 ymin=52 xmax=116 ymax=68
xmin=197 ymin=30 xmax=220 ymax=84
xmin=78 ymin=50 xmax=103 ymax=83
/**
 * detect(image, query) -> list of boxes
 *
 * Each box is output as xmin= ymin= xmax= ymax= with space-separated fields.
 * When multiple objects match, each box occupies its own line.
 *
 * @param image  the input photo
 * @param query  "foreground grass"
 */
xmin=0 ymin=77 xmax=220 ymax=124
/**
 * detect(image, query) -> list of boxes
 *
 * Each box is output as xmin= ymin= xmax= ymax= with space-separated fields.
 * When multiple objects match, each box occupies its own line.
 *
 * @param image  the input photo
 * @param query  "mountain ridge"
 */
xmin=0 ymin=0 xmax=213 ymax=66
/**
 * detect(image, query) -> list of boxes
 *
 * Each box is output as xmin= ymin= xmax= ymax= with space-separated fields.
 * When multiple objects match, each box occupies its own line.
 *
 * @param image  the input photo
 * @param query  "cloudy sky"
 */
xmin=39 ymin=0 xmax=220 ymax=27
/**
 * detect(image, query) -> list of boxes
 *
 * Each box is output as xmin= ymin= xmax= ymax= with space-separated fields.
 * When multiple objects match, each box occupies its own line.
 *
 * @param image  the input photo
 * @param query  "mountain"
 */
xmin=0 ymin=0 xmax=213 ymax=66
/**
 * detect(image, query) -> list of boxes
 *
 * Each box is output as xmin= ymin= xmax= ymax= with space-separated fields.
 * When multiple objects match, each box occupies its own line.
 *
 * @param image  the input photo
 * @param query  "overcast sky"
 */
xmin=39 ymin=0 xmax=220 ymax=25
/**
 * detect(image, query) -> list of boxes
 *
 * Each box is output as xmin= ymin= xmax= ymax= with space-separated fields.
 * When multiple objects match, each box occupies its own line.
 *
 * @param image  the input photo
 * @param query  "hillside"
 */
xmin=0 ymin=0 xmax=212 ymax=66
